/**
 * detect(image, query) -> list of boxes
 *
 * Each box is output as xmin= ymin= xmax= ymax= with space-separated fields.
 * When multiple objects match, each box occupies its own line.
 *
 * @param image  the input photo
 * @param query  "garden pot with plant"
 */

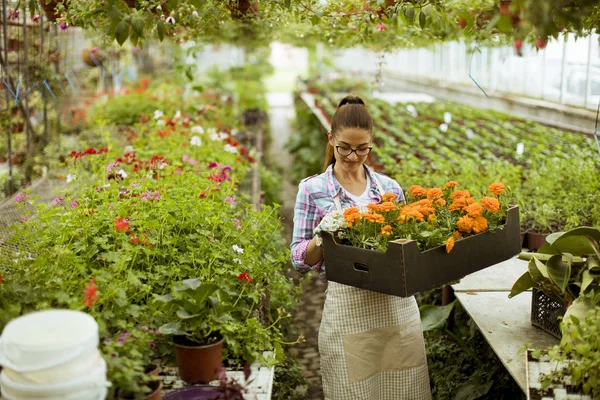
xmin=38 ymin=0 xmax=65 ymax=22
xmin=81 ymin=47 xmax=103 ymax=67
xmin=156 ymin=278 xmax=232 ymax=384
xmin=510 ymin=227 xmax=600 ymax=338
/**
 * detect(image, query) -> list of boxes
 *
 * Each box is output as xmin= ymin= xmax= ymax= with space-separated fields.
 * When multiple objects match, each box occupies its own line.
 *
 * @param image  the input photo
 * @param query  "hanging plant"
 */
xmin=81 ymin=47 xmax=103 ymax=67
xmin=225 ymin=0 xmax=258 ymax=19
xmin=38 ymin=0 xmax=66 ymax=22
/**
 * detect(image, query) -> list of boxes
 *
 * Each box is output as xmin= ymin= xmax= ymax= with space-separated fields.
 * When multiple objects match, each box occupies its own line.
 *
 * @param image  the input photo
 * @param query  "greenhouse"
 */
xmin=0 ymin=0 xmax=599 ymax=399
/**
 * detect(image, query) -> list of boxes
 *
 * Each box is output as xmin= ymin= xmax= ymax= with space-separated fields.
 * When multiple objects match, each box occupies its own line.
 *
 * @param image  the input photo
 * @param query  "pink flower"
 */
xmin=15 ymin=193 xmax=27 ymax=203
xmin=71 ymin=199 xmax=79 ymax=209
xmin=52 ymin=196 xmax=64 ymax=206
xmin=376 ymin=23 xmax=386 ymax=32
xmin=20 ymin=216 xmax=29 ymax=223
xmin=225 ymin=196 xmax=237 ymax=205
xmin=233 ymin=218 xmax=242 ymax=230
xmin=60 ymin=22 xmax=67 ymax=30
xmin=182 ymin=155 xmax=190 ymax=163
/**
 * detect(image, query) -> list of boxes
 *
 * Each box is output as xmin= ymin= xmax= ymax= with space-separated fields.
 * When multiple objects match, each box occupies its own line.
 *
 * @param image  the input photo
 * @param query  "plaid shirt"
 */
xmin=291 ymin=164 xmax=405 ymax=274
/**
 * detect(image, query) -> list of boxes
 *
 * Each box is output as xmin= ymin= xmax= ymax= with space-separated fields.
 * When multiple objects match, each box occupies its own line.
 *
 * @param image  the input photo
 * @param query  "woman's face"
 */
xmin=328 ymin=128 xmax=372 ymax=173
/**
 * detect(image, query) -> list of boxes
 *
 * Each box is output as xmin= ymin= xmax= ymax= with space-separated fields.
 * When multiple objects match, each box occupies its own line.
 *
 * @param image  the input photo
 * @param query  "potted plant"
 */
xmin=81 ymin=47 xmax=103 ymax=67
xmin=38 ymin=0 xmax=66 ymax=22
xmin=510 ymin=227 xmax=600 ymax=338
xmin=155 ymin=278 xmax=232 ymax=384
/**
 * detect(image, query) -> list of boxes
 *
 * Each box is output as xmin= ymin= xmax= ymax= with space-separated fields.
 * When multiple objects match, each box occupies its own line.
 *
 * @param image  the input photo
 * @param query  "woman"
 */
xmin=291 ymin=95 xmax=431 ymax=400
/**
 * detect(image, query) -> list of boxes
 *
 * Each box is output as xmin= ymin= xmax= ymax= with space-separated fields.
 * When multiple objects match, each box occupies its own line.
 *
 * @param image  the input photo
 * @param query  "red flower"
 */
xmin=113 ymin=216 xmax=130 ymax=232
xmin=127 ymin=132 xmax=138 ymax=141
xmin=0 ymin=274 xmax=4 ymax=284
xmin=167 ymin=120 xmax=176 ymax=127
xmin=83 ymin=148 xmax=97 ymax=155
xmin=83 ymin=278 xmax=98 ymax=309
xmin=208 ymin=173 xmax=224 ymax=183
xmin=239 ymin=148 xmax=247 ymax=156
xmin=70 ymin=151 xmax=82 ymax=159
xmin=150 ymin=155 xmax=165 ymax=165
xmin=129 ymin=234 xmax=139 ymax=244
xmin=158 ymin=130 xmax=170 ymax=138
xmin=98 ymin=147 xmax=108 ymax=154
xmin=237 ymin=272 xmax=252 ymax=283
xmin=142 ymin=234 xmax=151 ymax=246
xmin=247 ymin=155 xmax=255 ymax=163
xmin=200 ymin=192 xmax=207 ymax=198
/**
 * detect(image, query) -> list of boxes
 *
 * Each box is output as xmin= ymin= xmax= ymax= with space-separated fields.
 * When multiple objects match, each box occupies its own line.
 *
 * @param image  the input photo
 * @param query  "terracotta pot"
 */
xmin=173 ymin=335 xmax=223 ymax=384
xmin=119 ymin=379 xmax=163 ymax=400
xmin=145 ymin=364 xmax=160 ymax=377
xmin=498 ymin=1 xmax=512 ymax=16
xmin=526 ymin=231 xmax=549 ymax=252
xmin=520 ymin=231 xmax=528 ymax=249
xmin=39 ymin=0 xmax=65 ymax=22
xmin=81 ymin=48 xmax=103 ymax=67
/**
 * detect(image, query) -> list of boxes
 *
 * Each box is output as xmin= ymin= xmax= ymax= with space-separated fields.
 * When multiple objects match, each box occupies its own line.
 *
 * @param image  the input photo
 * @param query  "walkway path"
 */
xmin=267 ymin=92 xmax=326 ymax=400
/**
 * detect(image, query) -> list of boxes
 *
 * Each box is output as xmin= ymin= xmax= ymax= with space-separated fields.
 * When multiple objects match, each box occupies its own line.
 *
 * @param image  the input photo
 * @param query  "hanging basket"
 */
xmin=226 ymin=0 xmax=258 ymax=19
xmin=81 ymin=48 xmax=103 ymax=67
xmin=39 ymin=0 xmax=66 ymax=22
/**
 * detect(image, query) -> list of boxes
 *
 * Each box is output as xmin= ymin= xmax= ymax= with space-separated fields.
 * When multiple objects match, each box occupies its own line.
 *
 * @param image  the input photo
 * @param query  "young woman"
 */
xmin=291 ymin=95 xmax=431 ymax=399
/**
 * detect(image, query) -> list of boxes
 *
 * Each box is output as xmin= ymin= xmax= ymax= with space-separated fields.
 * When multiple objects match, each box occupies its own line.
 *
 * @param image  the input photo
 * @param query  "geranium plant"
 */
xmin=322 ymin=181 xmax=510 ymax=253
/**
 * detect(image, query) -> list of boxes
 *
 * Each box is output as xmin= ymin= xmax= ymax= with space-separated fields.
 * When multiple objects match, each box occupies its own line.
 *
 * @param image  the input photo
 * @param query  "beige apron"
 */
xmin=319 ymin=185 xmax=432 ymax=400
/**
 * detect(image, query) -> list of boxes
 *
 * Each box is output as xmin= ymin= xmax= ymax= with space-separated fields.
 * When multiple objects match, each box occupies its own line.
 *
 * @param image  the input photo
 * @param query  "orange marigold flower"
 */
xmin=451 ymin=190 xmax=471 ymax=200
xmin=344 ymin=211 xmax=362 ymax=227
xmin=472 ymin=215 xmax=488 ymax=233
xmin=343 ymin=207 xmax=359 ymax=217
xmin=457 ymin=215 xmax=474 ymax=233
xmin=379 ymin=202 xmax=397 ymax=212
xmin=382 ymin=193 xmax=397 ymax=202
xmin=445 ymin=181 xmax=459 ymax=189
xmin=464 ymin=202 xmax=483 ymax=217
xmin=465 ymin=197 xmax=476 ymax=205
xmin=428 ymin=214 xmax=437 ymax=223
xmin=380 ymin=225 xmax=393 ymax=236
xmin=411 ymin=199 xmax=433 ymax=207
xmin=415 ymin=205 xmax=436 ymax=216
xmin=427 ymin=188 xmax=443 ymax=200
xmin=481 ymin=196 xmax=500 ymax=213
xmin=367 ymin=203 xmax=381 ymax=212
xmin=453 ymin=231 xmax=462 ymax=240
xmin=448 ymin=197 xmax=467 ymax=211
xmin=399 ymin=207 xmax=425 ymax=223
xmin=434 ymin=198 xmax=447 ymax=207
xmin=446 ymin=237 xmax=455 ymax=253
xmin=488 ymin=182 xmax=505 ymax=196
xmin=408 ymin=185 xmax=427 ymax=198
xmin=362 ymin=212 xmax=385 ymax=224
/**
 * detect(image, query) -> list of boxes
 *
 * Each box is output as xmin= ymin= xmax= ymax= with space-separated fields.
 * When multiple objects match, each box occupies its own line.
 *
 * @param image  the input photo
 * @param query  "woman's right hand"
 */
xmin=305 ymin=235 xmax=324 ymax=266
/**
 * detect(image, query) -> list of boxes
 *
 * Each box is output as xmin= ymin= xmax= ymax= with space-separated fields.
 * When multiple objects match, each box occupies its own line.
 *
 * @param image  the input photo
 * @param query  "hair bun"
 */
xmin=338 ymin=95 xmax=365 ymax=108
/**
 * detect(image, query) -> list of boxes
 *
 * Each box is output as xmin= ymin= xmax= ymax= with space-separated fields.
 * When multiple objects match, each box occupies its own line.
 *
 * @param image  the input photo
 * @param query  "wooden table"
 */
xmin=451 ymin=257 xmax=559 ymax=393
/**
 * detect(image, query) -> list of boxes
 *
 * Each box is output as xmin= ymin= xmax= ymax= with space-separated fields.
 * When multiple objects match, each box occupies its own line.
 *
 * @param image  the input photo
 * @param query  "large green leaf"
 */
xmin=536 ymin=242 xmax=560 ymax=255
xmin=509 ymin=272 xmax=534 ymax=298
xmin=192 ymin=283 xmax=219 ymax=305
xmin=176 ymin=278 xmax=202 ymax=291
xmin=546 ymin=254 xmax=572 ymax=292
xmin=555 ymin=227 xmax=600 ymax=243
xmin=115 ymin=20 xmax=130 ymax=46
xmin=532 ymin=257 xmax=550 ymax=279
xmin=545 ymin=231 xmax=565 ymax=245
xmin=159 ymin=322 xmax=185 ymax=335
xmin=581 ymin=270 xmax=593 ymax=293
xmin=528 ymin=258 xmax=547 ymax=282
xmin=587 ymin=256 xmax=600 ymax=275
xmin=153 ymin=293 xmax=174 ymax=303
xmin=177 ymin=309 xmax=202 ymax=319
xmin=454 ymin=375 xmax=494 ymax=400
xmin=420 ymin=301 xmax=455 ymax=331
xmin=551 ymin=236 xmax=596 ymax=256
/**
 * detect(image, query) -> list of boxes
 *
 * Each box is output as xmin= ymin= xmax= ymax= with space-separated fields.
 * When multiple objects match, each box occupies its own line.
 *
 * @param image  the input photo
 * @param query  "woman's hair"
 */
xmin=324 ymin=95 xmax=373 ymax=170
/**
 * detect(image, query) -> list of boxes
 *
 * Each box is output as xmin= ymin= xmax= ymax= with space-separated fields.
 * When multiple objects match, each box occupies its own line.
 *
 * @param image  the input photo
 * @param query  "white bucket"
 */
xmin=3 ymin=350 xmax=103 ymax=384
xmin=0 ymin=310 xmax=99 ymax=373
xmin=0 ymin=357 xmax=110 ymax=400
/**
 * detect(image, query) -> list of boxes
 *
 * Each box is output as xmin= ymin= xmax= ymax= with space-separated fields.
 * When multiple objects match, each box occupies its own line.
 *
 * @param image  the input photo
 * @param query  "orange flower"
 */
xmin=465 ymin=197 xmax=476 ymax=205
xmin=362 ymin=212 xmax=385 ymax=224
xmin=488 ymin=182 xmax=505 ymax=196
xmin=408 ymin=185 xmax=427 ymax=198
xmin=457 ymin=215 xmax=474 ymax=233
xmin=464 ymin=202 xmax=483 ymax=217
xmin=414 ymin=205 xmax=436 ymax=216
xmin=412 ymin=199 xmax=433 ymax=207
xmin=367 ymin=203 xmax=381 ymax=213
xmin=472 ymin=215 xmax=488 ymax=233
xmin=398 ymin=207 xmax=425 ymax=223
xmin=428 ymin=214 xmax=437 ymax=224
xmin=448 ymin=197 xmax=467 ymax=211
xmin=453 ymin=231 xmax=462 ymax=240
xmin=382 ymin=193 xmax=397 ymax=202
xmin=427 ymin=188 xmax=443 ymax=200
xmin=344 ymin=207 xmax=359 ymax=217
xmin=344 ymin=211 xmax=362 ymax=227
xmin=434 ymin=198 xmax=447 ymax=207
xmin=445 ymin=181 xmax=459 ymax=189
xmin=83 ymin=278 xmax=98 ymax=309
xmin=446 ymin=237 xmax=455 ymax=253
xmin=451 ymin=190 xmax=471 ymax=200
xmin=378 ymin=202 xmax=397 ymax=212
xmin=380 ymin=225 xmax=393 ymax=236
xmin=481 ymin=196 xmax=500 ymax=213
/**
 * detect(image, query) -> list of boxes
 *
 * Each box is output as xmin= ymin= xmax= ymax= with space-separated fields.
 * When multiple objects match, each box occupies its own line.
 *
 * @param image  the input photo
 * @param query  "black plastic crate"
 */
xmin=531 ymin=286 xmax=567 ymax=339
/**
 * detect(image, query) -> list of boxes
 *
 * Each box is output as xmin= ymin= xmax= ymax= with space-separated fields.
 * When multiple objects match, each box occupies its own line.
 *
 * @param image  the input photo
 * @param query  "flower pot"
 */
xmin=163 ymin=385 xmax=223 ymax=400
xmin=526 ymin=231 xmax=549 ymax=252
xmin=81 ymin=48 xmax=103 ymax=67
xmin=173 ymin=335 xmax=223 ymax=384
xmin=119 ymin=379 xmax=163 ymax=400
xmin=145 ymin=364 xmax=160 ymax=377
xmin=39 ymin=0 xmax=65 ymax=22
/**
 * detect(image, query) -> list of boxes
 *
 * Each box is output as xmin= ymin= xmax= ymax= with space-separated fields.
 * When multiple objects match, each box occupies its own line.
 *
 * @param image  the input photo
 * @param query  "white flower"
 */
xmin=224 ymin=144 xmax=238 ymax=154
xmin=406 ymin=105 xmax=418 ymax=118
xmin=516 ymin=142 xmax=524 ymax=156
xmin=191 ymin=126 xmax=204 ymax=134
xmin=232 ymin=244 xmax=244 ymax=254
xmin=465 ymin=129 xmax=475 ymax=139
xmin=443 ymin=112 xmax=452 ymax=124
xmin=439 ymin=123 xmax=448 ymax=133
xmin=192 ymin=10 xmax=198 ymax=17
xmin=208 ymin=128 xmax=217 ymax=135
xmin=117 ymin=169 xmax=128 ymax=179
xmin=233 ymin=258 xmax=242 ymax=264
xmin=190 ymin=136 xmax=202 ymax=146
xmin=210 ymin=133 xmax=220 ymax=141
xmin=174 ymin=110 xmax=182 ymax=120
xmin=157 ymin=120 xmax=166 ymax=126
xmin=67 ymin=174 xmax=76 ymax=183
xmin=166 ymin=16 xmax=175 ymax=25
xmin=153 ymin=110 xmax=163 ymax=120
xmin=124 ymin=145 xmax=134 ymax=153
xmin=219 ymin=132 xmax=229 ymax=140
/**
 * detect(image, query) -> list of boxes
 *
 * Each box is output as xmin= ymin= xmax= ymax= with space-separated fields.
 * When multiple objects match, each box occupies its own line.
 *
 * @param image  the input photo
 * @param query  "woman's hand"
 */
xmin=305 ymin=235 xmax=324 ymax=266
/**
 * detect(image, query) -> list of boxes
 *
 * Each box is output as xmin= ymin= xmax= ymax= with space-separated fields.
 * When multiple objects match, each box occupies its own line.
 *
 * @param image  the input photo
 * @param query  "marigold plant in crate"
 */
xmin=320 ymin=181 xmax=521 ymax=297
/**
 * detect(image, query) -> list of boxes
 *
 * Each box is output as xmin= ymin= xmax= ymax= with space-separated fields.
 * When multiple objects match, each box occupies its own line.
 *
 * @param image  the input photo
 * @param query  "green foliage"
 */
xmin=272 ymin=356 xmax=310 ymax=400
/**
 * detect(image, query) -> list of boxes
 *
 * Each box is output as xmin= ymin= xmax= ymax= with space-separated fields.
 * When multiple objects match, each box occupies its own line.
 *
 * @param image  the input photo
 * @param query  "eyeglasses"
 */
xmin=335 ymin=145 xmax=372 ymax=157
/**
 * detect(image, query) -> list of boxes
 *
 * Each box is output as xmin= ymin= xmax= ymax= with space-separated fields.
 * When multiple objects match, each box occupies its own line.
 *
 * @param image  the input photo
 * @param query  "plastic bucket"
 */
xmin=0 ymin=310 xmax=99 ymax=373
xmin=3 ymin=350 xmax=103 ymax=384
xmin=0 ymin=358 xmax=109 ymax=400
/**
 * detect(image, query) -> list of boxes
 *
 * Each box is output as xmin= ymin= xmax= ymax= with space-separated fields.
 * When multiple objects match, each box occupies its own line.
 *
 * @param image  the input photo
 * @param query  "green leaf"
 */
xmin=131 ymin=17 xmax=144 ymax=35
xmin=192 ymin=283 xmax=219 ymax=305
xmin=177 ymin=309 xmax=202 ymax=319
xmin=581 ymin=270 xmax=593 ymax=293
xmin=115 ymin=20 xmax=130 ymax=46
xmin=274 ymin=341 xmax=285 ymax=362
xmin=284 ymin=0 xmax=291 ymax=8
xmin=528 ymin=258 xmax=546 ymax=282
xmin=419 ymin=301 xmax=455 ymax=331
xmin=546 ymin=231 xmax=566 ymax=245
xmin=404 ymin=6 xmax=415 ymax=23
xmin=157 ymin=21 xmax=165 ymax=41
xmin=177 ymin=278 xmax=202 ymax=291
xmin=552 ymin=236 xmax=596 ymax=256
xmin=509 ymin=272 xmax=534 ymax=298
xmin=189 ymin=0 xmax=205 ymax=8
xmin=310 ymin=15 xmax=320 ymax=26
xmin=153 ymin=293 xmax=174 ymax=303
xmin=536 ymin=242 xmax=560 ymax=255
xmin=555 ymin=227 xmax=600 ymax=244
xmin=159 ymin=322 xmax=185 ymax=335
xmin=419 ymin=11 xmax=426 ymax=29
xmin=546 ymin=254 xmax=572 ymax=292
xmin=454 ymin=375 xmax=494 ymax=400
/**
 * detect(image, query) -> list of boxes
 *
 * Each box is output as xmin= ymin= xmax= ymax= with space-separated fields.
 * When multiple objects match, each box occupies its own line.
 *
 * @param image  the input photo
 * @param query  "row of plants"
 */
xmin=0 ymin=78 xmax=300 ymax=398
xmin=289 ymin=81 xmax=600 ymax=237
